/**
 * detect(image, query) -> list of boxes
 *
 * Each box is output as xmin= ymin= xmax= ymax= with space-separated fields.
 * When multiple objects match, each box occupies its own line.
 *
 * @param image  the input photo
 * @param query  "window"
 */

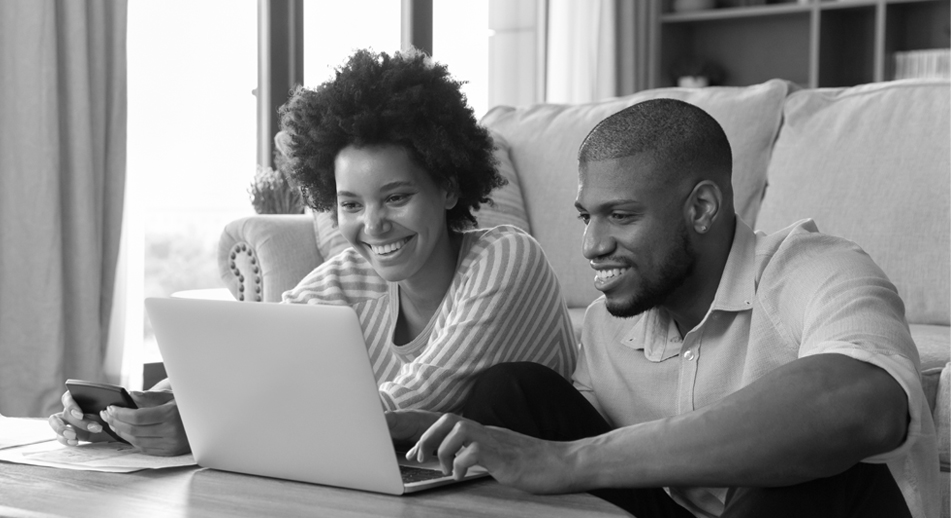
xmin=301 ymin=0 xmax=488 ymax=117
xmin=302 ymin=0 xmax=400 ymax=87
xmin=433 ymin=0 xmax=489 ymax=119
xmin=127 ymin=0 xmax=257 ymax=387
xmin=121 ymin=1 xmax=490 ymax=389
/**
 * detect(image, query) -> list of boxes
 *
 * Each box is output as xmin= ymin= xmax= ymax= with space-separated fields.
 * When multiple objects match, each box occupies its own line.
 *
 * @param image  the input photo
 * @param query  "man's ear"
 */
xmin=685 ymin=180 xmax=722 ymax=234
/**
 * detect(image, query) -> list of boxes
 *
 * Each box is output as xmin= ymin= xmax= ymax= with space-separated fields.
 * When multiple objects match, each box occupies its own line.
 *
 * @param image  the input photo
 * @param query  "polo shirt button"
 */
xmin=683 ymin=349 xmax=696 ymax=361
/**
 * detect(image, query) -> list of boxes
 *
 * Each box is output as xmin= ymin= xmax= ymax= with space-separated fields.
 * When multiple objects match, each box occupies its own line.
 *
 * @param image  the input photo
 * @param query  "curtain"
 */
xmin=0 ymin=0 xmax=127 ymax=417
xmin=545 ymin=0 xmax=616 ymax=103
xmin=623 ymin=0 xmax=656 ymax=93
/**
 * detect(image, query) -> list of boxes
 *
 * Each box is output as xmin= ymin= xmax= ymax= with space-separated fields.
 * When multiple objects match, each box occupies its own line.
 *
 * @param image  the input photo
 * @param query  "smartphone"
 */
xmin=65 ymin=379 xmax=138 ymax=444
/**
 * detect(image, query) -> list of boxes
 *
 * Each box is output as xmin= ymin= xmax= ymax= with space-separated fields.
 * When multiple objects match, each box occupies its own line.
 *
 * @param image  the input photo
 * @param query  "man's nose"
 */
xmin=582 ymin=218 xmax=614 ymax=260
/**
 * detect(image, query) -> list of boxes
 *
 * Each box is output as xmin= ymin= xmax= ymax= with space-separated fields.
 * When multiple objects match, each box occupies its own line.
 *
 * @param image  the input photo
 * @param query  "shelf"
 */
xmin=661 ymin=3 xmax=810 ymax=22
xmin=883 ymin=0 xmax=947 ymax=5
xmin=652 ymin=0 xmax=950 ymax=89
xmin=819 ymin=0 xmax=878 ymax=11
xmin=819 ymin=4 xmax=877 ymax=85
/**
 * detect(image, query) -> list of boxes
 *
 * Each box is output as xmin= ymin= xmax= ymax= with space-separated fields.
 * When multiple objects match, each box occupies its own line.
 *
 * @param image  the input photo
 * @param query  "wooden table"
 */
xmin=0 ymin=462 xmax=629 ymax=517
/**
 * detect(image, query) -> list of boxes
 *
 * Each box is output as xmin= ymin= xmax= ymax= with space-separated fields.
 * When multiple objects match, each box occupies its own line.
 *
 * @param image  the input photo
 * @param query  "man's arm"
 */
xmin=411 ymin=353 xmax=908 ymax=493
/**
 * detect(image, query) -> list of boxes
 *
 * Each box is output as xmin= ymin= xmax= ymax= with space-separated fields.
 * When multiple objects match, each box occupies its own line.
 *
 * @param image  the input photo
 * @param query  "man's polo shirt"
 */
xmin=573 ymin=218 xmax=939 ymax=518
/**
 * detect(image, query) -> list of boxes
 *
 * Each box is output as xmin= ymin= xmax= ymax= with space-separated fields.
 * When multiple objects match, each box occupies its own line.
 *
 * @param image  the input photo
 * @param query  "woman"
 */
xmin=49 ymin=48 xmax=577 ymax=455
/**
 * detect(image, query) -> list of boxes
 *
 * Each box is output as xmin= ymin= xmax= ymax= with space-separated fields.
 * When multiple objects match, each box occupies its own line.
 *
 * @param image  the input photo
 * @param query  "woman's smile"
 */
xmin=366 ymin=236 xmax=414 ymax=257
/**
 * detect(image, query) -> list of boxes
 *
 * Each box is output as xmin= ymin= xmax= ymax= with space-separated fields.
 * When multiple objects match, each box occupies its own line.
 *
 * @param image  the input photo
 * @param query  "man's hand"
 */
xmin=385 ymin=409 xmax=441 ymax=444
xmin=407 ymin=413 xmax=578 ymax=494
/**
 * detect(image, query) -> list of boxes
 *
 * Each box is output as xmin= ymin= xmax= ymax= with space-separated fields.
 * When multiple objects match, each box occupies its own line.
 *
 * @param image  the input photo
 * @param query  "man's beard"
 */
xmin=606 ymin=223 xmax=696 ymax=318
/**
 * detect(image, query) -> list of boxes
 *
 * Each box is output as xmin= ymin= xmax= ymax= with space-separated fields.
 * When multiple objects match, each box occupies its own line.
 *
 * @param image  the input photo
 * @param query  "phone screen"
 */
xmin=65 ymin=379 xmax=138 ymax=444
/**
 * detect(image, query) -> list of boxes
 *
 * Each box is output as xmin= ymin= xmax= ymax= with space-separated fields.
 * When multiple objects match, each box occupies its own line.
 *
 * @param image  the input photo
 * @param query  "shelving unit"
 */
xmin=651 ymin=0 xmax=951 ymax=88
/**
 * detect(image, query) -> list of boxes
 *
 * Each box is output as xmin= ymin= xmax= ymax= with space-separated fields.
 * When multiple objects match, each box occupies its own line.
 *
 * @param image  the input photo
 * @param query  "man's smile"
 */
xmin=592 ymin=265 xmax=631 ymax=291
xmin=595 ymin=268 xmax=629 ymax=282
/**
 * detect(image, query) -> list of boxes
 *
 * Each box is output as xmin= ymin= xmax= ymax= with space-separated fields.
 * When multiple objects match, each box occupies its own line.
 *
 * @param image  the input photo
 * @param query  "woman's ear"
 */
xmin=685 ymin=180 xmax=722 ymax=234
xmin=443 ymin=179 xmax=459 ymax=210
xmin=444 ymin=189 xmax=459 ymax=210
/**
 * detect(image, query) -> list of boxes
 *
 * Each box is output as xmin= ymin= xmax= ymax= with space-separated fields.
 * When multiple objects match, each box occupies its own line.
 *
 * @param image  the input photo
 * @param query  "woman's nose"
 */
xmin=363 ymin=205 xmax=391 ymax=236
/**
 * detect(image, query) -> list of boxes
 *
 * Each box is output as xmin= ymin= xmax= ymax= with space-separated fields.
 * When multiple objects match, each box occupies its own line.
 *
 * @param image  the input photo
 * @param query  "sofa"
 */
xmin=218 ymin=78 xmax=950 ymax=515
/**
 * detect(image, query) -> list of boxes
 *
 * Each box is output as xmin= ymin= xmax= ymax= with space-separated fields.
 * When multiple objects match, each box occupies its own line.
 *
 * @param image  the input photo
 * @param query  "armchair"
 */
xmin=218 ymin=214 xmax=321 ymax=303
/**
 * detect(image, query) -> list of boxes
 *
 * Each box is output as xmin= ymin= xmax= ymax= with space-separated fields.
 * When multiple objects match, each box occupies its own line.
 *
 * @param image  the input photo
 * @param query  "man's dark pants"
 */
xmin=462 ymin=362 xmax=912 ymax=518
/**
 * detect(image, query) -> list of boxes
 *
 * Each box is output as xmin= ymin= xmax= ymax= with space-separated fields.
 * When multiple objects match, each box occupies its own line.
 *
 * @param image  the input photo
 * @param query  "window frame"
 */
xmin=256 ymin=0 xmax=433 ymax=168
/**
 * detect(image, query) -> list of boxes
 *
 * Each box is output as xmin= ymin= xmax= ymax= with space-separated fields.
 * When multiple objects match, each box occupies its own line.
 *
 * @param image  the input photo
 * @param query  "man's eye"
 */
xmin=577 ymin=214 xmax=590 ymax=225
xmin=611 ymin=213 xmax=634 ymax=222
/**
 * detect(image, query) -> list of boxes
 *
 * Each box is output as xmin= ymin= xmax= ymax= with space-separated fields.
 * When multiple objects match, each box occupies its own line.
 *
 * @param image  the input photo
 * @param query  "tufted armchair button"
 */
xmin=225 ymin=241 xmax=266 ymax=303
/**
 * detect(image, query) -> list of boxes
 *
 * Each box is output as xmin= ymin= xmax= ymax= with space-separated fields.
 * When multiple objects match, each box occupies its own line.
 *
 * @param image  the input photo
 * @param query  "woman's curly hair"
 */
xmin=279 ymin=48 xmax=504 ymax=231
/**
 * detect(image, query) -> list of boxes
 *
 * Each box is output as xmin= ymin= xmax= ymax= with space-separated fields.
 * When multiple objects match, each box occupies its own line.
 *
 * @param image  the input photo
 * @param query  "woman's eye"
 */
xmin=339 ymin=201 xmax=360 ymax=212
xmin=387 ymin=194 xmax=410 ymax=204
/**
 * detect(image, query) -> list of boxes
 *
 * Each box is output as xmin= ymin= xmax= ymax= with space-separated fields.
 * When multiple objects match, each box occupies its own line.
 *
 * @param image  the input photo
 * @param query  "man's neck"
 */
xmin=665 ymin=217 xmax=737 ymax=336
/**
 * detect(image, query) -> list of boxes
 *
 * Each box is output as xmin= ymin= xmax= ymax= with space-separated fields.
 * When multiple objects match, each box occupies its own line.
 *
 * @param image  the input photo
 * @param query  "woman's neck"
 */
xmin=394 ymin=230 xmax=463 ymax=344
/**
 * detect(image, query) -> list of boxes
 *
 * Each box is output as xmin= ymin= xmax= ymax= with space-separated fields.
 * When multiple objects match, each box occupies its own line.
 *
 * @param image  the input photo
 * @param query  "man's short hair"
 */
xmin=578 ymin=99 xmax=732 ymax=182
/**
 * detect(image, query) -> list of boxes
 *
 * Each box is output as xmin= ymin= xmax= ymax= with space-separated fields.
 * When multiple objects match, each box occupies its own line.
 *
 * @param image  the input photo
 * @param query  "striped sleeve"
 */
xmin=281 ymin=248 xmax=387 ymax=306
xmin=379 ymin=226 xmax=578 ymax=412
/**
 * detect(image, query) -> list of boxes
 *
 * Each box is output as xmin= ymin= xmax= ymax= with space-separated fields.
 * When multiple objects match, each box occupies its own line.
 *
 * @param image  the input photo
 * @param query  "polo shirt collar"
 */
xmin=709 ymin=218 xmax=757 ymax=313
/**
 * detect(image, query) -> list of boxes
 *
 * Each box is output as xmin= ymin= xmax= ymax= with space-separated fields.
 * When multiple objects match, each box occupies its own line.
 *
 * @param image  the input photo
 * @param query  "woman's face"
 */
xmin=334 ymin=144 xmax=458 ymax=284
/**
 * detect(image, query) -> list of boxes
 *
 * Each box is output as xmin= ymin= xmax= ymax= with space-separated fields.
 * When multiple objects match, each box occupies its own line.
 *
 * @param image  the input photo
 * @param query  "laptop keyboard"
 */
xmin=400 ymin=465 xmax=450 ymax=483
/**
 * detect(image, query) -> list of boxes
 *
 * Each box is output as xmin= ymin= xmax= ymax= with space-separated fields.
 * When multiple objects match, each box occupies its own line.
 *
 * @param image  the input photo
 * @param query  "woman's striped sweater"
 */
xmin=282 ymin=225 xmax=577 ymax=412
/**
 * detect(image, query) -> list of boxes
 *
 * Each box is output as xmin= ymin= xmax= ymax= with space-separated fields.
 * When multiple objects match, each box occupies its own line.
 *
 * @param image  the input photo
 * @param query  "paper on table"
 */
xmin=0 ymin=415 xmax=57 ymax=450
xmin=0 ymin=440 xmax=196 ymax=472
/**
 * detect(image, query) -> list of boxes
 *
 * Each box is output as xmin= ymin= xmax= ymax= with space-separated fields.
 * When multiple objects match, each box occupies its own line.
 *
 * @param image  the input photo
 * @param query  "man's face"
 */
xmin=574 ymin=154 xmax=696 ymax=318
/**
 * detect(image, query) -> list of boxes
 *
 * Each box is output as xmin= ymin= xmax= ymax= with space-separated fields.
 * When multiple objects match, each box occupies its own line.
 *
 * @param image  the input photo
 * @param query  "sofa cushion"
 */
xmin=312 ymin=132 xmax=532 ymax=260
xmin=911 ymin=324 xmax=951 ymax=373
xmin=481 ymin=79 xmax=789 ymax=308
xmin=313 ymin=209 xmax=350 ymax=260
xmin=471 ymin=131 xmax=532 ymax=233
xmin=911 ymin=324 xmax=950 ymax=472
xmin=756 ymin=79 xmax=951 ymax=326
xmin=936 ymin=364 xmax=950 ymax=470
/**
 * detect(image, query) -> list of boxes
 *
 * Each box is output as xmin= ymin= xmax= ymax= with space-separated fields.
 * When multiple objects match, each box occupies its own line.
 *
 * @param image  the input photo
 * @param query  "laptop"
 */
xmin=144 ymin=296 xmax=488 ymax=495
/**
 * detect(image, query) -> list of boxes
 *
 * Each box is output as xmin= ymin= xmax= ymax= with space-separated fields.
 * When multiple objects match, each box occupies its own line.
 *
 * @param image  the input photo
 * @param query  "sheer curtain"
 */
xmin=0 ymin=0 xmax=127 ymax=417
xmin=545 ymin=0 xmax=616 ymax=104
xmin=543 ymin=0 xmax=654 ymax=103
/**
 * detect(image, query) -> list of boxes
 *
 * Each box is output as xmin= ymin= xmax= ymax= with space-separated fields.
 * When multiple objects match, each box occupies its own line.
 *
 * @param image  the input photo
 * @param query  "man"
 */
xmin=388 ymin=99 xmax=939 ymax=517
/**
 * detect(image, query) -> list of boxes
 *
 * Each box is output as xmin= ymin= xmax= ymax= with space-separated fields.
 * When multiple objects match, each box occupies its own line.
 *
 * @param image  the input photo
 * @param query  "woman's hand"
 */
xmin=49 ymin=389 xmax=191 ymax=456
xmin=48 ymin=390 xmax=111 ymax=445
